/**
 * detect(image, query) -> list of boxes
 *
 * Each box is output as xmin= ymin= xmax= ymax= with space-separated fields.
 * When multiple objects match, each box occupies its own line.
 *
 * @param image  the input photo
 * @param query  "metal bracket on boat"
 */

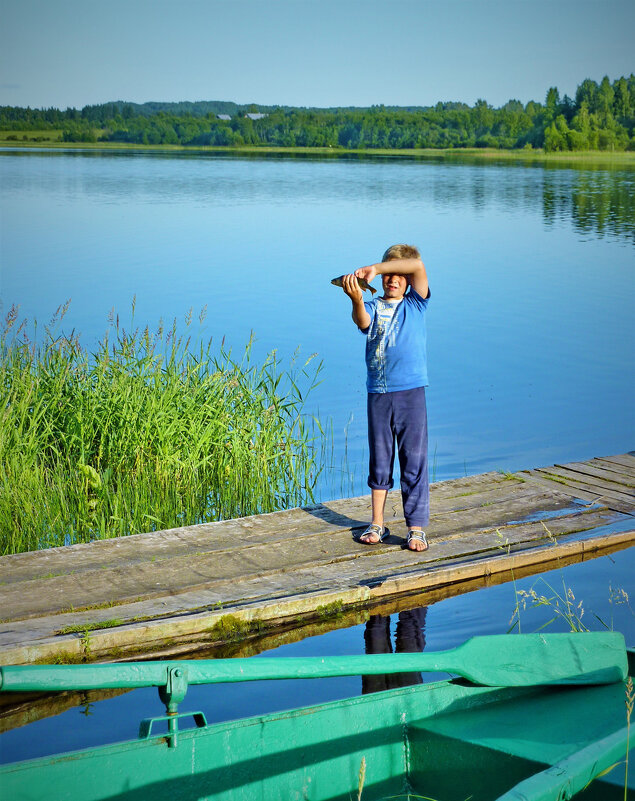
xmin=139 ymin=711 xmax=207 ymax=748
xmin=142 ymin=664 xmax=199 ymax=748
xmin=159 ymin=665 xmax=189 ymax=714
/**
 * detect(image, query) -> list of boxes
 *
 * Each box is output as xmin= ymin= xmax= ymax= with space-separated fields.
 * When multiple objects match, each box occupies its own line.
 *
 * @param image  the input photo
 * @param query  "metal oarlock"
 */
xmin=142 ymin=665 xmax=207 ymax=748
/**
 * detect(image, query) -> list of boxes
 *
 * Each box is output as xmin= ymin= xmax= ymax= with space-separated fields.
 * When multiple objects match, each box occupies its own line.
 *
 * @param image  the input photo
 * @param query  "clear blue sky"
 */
xmin=1 ymin=0 xmax=633 ymax=110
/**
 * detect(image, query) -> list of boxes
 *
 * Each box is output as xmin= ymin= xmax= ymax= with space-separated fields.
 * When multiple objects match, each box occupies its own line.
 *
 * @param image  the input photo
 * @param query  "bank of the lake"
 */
xmin=2 ymin=136 xmax=635 ymax=166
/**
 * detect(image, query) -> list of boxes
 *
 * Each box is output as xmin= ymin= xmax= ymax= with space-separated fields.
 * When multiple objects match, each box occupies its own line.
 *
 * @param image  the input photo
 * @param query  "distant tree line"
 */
xmin=2 ymin=75 xmax=634 ymax=152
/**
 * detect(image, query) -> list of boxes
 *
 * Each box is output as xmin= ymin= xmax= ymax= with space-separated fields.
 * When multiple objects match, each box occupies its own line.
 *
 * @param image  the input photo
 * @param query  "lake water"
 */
xmin=0 ymin=148 xmax=633 ymax=763
xmin=1 ymin=149 xmax=633 ymax=492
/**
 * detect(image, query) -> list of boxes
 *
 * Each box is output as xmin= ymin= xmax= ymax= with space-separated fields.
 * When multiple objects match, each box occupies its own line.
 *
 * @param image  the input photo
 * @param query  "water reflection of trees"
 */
xmin=543 ymin=169 xmax=634 ymax=244
xmin=395 ymin=161 xmax=634 ymax=246
xmin=4 ymin=148 xmax=632 ymax=244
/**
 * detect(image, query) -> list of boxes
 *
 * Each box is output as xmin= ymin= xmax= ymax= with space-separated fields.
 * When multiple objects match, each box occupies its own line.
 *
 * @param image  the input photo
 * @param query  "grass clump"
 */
xmin=57 ymin=620 xmax=125 ymax=635
xmin=207 ymin=614 xmax=262 ymax=642
xmin=0 ymin=302 xmax=324 ymax=554
xmin=316 ymin=600 xmax=344 ymax=620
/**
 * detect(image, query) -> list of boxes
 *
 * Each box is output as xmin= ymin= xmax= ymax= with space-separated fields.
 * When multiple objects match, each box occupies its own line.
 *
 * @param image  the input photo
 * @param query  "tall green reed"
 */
xmin=0 ymin=303 xmax=324 ymax=554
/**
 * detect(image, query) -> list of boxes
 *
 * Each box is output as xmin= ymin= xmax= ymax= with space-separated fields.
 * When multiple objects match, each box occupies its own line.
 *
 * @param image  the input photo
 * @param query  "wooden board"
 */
xmin=596 ymin=453 xmax=635 ymax=469
xmin=532 ymin=467 xmax=635 ymax=505
xmin=555 ymin=460 xmax=635 ymax=488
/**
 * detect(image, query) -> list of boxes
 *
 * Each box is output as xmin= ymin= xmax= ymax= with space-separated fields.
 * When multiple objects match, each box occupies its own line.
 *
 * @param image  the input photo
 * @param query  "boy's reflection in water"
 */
xmin=362 ymin=607 xmax=427 ymax=694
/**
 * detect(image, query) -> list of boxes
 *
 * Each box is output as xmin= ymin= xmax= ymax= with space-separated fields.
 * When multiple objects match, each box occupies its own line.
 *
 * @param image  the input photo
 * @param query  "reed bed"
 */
xmin=0 ymin=303 xmax=324 ymax=554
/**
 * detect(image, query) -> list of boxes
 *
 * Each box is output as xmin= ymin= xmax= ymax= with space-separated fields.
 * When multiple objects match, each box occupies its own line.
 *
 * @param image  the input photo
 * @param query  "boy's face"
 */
xmin=382 ymin=273 xmax=408 ymax=300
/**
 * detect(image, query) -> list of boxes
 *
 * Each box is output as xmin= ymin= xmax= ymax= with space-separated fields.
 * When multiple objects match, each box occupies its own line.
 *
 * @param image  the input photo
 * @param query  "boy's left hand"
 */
xmin=355 ymin=265 xmax=378 ymax=282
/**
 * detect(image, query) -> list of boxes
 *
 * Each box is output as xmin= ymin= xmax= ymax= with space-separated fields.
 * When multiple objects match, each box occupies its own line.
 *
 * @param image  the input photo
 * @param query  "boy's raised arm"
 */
xmin=356 ymin=258 xmax=429 ymax=298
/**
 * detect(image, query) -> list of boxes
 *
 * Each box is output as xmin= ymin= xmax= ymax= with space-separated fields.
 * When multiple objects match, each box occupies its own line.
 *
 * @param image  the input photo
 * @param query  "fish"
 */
xmin=331 ymin=275 xmax=377 ymax=295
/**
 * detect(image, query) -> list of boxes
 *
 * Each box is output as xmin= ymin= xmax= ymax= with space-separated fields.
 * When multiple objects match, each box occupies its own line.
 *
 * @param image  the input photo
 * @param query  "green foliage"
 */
xmin=207 ymin=614 xmax=263 ymax=642
xmin=316 ymin=600 xmax=344 ymax=620
xmin=58 ymin=619 xmax=124 ymax=635
xmin=2 ymin=74 xmax=634 ymax=152
xmin=0 ymin=303 xmax=324 ymax=554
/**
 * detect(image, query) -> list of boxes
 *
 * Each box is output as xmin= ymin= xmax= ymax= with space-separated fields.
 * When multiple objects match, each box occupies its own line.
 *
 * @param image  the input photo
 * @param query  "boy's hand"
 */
xmin=342 ymin=273 xmax=363 ymax=302
xmin=355 ymin=265 xmax=378 ymax=283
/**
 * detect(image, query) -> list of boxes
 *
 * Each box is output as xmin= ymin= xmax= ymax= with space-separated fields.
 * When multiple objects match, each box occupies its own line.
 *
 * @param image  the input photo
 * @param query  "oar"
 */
xmin=0 ymin=633 xmax=627 ymax=692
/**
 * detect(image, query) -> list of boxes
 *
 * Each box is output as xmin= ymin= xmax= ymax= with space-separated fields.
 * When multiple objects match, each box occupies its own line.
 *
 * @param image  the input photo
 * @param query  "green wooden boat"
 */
xmin=0 ymin=633 xmax=633 ymax=801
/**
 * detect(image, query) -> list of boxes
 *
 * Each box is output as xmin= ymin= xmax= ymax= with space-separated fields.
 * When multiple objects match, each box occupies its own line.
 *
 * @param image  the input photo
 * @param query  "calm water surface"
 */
xmin=0 ymin=149 xmax=633 ymax=762
xmin=1 ymin=149 xmax=633 ymax=489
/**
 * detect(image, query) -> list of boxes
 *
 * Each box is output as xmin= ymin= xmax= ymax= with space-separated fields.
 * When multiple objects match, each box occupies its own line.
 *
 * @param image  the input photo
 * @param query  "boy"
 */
xmin=339 ymin=244 xmax=430 ymax=552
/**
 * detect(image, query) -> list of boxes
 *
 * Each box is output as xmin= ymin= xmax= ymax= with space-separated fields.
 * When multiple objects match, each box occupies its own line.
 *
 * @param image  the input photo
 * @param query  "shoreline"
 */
xmin=1 ymin=138 xmax=634 ymax=165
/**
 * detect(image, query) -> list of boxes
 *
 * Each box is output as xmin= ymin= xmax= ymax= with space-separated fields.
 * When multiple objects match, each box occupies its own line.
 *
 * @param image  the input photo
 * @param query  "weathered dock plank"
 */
xmin=528 ymin=468 xmax=635 ymax=508
xmin=0 ymin=472 xmax=520 ymax=584
xmin=596 ymin=454 xmax=635 ymax=470
xmin=556 ymin=460 xmax=635 ymax=488
xmin=538 ymin=464 xmax=635 ymax=499
xmin=0 ymin=454 xmax=633 ymax=665
xmin=0 ymin=490 xmax=606 ymax=619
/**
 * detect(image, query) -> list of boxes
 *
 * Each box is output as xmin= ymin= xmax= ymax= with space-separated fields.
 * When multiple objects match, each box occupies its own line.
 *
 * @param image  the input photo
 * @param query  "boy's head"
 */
xmin=382 ymin=243 xmax=420 ymax=262
xmin=381 ymin=244 xmax=420 ymax=300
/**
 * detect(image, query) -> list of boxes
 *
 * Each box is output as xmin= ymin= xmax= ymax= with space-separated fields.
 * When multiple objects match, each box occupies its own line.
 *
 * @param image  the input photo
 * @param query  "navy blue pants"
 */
xmin=367 ymin=386 xmax=429 ymax=528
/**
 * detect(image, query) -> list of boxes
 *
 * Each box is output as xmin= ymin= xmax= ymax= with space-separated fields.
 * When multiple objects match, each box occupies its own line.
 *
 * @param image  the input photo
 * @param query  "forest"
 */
xmin=1 ymin=75 xmax=634 ymax=152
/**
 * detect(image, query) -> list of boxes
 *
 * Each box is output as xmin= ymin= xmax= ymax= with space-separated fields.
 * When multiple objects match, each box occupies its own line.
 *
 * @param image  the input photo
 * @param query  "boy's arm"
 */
xmin=356 ymin=258 xmax=429 ymax=298
xmin=340 ymin=273 xmax=371 ymax=329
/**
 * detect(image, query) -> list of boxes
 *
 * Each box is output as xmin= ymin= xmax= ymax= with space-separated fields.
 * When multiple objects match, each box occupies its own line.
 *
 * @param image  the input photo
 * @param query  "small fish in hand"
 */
xmin=331 ymin=275 xmax=377 ymax=295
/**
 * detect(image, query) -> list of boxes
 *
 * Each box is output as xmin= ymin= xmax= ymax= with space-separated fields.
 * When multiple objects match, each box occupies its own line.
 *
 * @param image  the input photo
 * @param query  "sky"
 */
xmin=1 ymin=0 xmax=634 ymax=110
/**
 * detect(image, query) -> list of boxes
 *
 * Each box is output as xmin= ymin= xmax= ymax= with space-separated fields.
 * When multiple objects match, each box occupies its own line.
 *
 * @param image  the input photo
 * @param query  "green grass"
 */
xmin=0 ymin=129 xmax=63 ymax=142
xmin=316 ymin=600 xmax=344 ymax=620
xmin=0 ymin=301 xmax=324 ymax=554
xmin=207 ymin=614 xmax=264 ymax=642
xmin=57 ymin=619 xmax=124 ymax=635
xmin=2 ymin=136 xmax=634 ymax=165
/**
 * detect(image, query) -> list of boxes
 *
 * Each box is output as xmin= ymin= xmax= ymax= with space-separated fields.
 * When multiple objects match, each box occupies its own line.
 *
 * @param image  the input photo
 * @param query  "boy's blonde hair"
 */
xmin=382 ymin=243 xmax=420 ymax=262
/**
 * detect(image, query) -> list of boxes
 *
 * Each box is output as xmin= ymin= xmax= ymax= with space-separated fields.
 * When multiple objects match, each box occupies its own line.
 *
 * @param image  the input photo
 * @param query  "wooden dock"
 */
xmin=1 ymin=453 xmax=633 ymax=665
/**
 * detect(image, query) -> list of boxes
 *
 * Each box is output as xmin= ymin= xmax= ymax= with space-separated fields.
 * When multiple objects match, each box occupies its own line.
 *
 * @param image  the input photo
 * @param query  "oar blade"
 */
xmin=457 ymin=632 xmax=627 ymax=687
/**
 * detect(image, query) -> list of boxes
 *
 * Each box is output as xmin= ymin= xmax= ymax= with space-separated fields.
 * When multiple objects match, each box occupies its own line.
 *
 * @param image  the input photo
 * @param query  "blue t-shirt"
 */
xmin=361 ymin=288 xmax=430 ymax=393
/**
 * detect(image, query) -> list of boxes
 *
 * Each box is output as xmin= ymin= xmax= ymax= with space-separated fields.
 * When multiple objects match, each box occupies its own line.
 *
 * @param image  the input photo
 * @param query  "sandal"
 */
xmin=359 ymin=524 xmax=389 ymax=544
xmin=407 ymin=530 xmax=428 ymax=551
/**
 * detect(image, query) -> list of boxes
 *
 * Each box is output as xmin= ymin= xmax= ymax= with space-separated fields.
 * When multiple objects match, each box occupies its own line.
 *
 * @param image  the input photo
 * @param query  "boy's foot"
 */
xmin=359 ymin=524 xmax=389 ymax=544
xmin=407 ymin=529 xmax=428 ymax=552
